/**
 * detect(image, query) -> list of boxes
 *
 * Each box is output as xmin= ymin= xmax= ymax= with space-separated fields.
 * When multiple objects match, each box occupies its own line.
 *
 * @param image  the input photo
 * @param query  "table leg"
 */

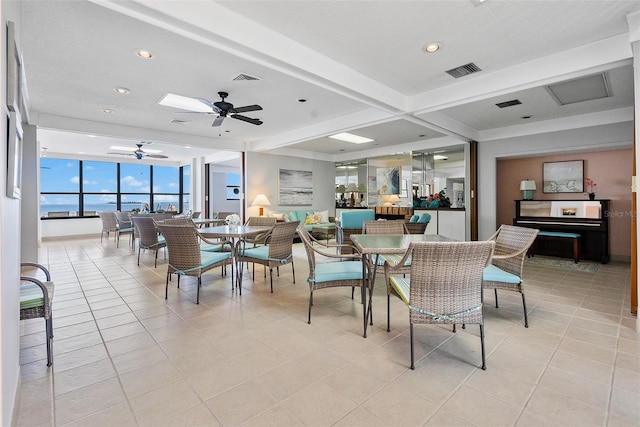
xmin=362 ymin=255 xmax=368 ymax=338
xmin=234 ymin=239 xmax=244 ymax=295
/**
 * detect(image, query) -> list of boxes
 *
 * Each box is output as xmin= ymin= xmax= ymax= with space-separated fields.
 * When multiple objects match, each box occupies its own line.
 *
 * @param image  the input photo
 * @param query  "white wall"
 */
xmin=1 ymin=2 xmax=23 ymax=424
xmin=246 ymin=152 xmax=336 ymax=218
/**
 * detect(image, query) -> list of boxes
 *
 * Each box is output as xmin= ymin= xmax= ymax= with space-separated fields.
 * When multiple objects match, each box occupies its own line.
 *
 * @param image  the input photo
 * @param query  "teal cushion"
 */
xmin=389 ymin=277 xmax=410 ymax=305
xmin=200 ymin=251 xmax=231 ymax=268
xmin=419 ymin=213 xmax=432 ymax=223
xmin=241 ymin=246 xmax=270 ymax=261
xmin=200 ymin=243 xmax=225 ymax=252
xmin=409 ymin=215 xmax=419 ymax=223
xmin=313 ymin=261 xmax=363 ymax=283
xmin=20 ymin=281 xmax=54 ymax=310
xmin=538 ymin=231 xmax=580 ymax=238
xmin=483 ymin=265 xmax=521 ymax=284
xmin=340 ymin=210 xmax=375 ymax=228
xmin=380 ymin=254 xmax=411 ymax=267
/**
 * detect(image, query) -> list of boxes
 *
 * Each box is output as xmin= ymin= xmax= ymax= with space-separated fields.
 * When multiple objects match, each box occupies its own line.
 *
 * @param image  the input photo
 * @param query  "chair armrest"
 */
xmin=21 ymin=262 xmax=51 ymax=281
xmin=20 ymin=276 xmax=51 ymax=301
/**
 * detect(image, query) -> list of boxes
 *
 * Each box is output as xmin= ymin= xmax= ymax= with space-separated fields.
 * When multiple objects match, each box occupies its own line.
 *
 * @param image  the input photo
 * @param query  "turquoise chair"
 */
xmin=337 ymin=209 xmax=375 ymax=254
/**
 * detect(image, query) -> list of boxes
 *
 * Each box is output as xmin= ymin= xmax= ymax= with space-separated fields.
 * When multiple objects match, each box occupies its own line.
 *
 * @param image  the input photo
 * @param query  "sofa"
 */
xmin=271 ymin=209 xmax=334 ymax=233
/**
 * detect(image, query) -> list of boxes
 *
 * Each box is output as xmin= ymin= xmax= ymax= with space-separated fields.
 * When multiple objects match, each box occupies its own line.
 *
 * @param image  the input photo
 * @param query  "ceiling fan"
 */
xmin=108 ymin=143 xmax=169 ymax=160
xmin=161 ymin=91 xmax=263 ymax=127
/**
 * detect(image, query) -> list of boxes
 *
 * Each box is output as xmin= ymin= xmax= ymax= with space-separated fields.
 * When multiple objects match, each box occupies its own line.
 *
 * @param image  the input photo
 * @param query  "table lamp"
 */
xmin=388 ymin=194 xmax=401 ymax=205
xmin=251 ymin=194 xmax=271 ymax=216
xmin=520 ymin=180 xmax=536 ymax=200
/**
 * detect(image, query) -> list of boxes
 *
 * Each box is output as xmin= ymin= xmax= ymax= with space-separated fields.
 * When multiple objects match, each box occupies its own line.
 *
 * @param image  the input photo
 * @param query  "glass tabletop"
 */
xmin=350 ymin=234 xmax=455 ymax=254
xmin=198 ymin=225 xmax=272 ymax=238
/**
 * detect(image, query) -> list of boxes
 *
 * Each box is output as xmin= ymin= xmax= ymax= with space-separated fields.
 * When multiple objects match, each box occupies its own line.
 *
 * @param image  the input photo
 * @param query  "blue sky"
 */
xmin=41 ymin=158 xmax=188 ymax=206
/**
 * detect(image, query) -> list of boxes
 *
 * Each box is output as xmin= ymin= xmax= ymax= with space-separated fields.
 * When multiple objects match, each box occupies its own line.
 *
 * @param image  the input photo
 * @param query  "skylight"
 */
xmin=329 ymin=132 xmax=374 ymax=144
xmin=158 ymin=93 xmax=213 ymax=113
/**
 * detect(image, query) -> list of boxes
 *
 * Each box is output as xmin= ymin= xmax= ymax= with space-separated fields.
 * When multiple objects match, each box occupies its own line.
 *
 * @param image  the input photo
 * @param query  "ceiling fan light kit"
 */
xmin=108 ymin=143 xmax=168 ymax=160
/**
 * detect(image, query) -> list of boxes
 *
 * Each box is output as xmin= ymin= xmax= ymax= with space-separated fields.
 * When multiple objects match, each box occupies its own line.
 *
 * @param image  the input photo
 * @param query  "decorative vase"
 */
xmin=588 ymin=193 xmax=596 ymax=200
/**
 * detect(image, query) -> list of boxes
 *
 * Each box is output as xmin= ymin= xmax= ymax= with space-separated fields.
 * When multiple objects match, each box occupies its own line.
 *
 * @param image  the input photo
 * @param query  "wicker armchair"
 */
xmin=20 ymin=262 xmax=54 ymax=366
xmin=336 ymin=209 xmax=375 ymax=254
xmin=483 ymin=225 xmax=539 ymax=327
xmin=362 ymin=219 xmax=410 ymax=277
xmin=244 ymin=216 xmax=277 ymax=247
xmin=131 ymin=216 xmax=166 ymax=267
xmin=298 ymin=225 xmax=366 ymax=326
xmin=98 ymin=211 xmax=118 ymax=242
xmin=240 ymin=221 xmax=299 ymax=293
xmin=384 ymin=241 xmax=495 ymax=370
xmin=156 ymin=223 xmax=233 ymax=304
xmin=114 ymin=211 xmax=134 ymax=248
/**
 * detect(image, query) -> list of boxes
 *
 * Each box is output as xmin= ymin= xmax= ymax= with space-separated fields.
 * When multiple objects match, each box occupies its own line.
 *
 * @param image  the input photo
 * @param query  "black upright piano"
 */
xmin=513 ymin=200 xmax=609 ymax=263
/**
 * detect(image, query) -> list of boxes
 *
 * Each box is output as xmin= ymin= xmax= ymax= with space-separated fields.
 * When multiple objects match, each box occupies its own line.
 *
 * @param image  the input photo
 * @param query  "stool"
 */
xmin=529 ymin=231 xmax=581 ymax=263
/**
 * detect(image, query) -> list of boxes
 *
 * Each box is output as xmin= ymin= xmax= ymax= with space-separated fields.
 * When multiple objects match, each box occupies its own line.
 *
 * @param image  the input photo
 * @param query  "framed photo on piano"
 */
xmin=543 ymin=160 xmax=584 ymax=193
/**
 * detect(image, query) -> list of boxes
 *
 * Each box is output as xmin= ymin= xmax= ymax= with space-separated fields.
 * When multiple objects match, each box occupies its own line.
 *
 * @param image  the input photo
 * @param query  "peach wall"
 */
xmin=497 ymin=148 xmax=632 ymax=260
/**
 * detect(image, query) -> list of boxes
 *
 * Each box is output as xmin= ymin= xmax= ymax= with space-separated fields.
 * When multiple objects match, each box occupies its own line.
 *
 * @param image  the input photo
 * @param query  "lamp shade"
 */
xmin=388 ymin=194 xmax=401 ymax=204
xmin=345 ymin=183 xmax=359 ymax=193
xmin=358 ymin=183 xmax=367 ymax=193
xmin=519 ymin=180 xmax=537 ymax=191
xmin=336 ymin=185 xmax=346 ymax=193
xmin=251 ymin=194 xmax=271 ymax=207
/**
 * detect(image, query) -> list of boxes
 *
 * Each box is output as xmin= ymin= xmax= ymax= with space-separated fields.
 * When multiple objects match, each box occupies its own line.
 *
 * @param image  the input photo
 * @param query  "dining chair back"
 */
xmin=98 ymin=211 xmax=118 ymax=242
xmin=298 ymin=225 xmax=366 ymax=325
xmin=384 ymin=240 xmax=494 ymax=370
xmin=20 ymin=262 xmax=55 ymax=366
xmin=243 ymin=216 xmax=277 ymax=247
xmin=483 ymin=224 xmax=539 ymax=327
xmin=240 ymin=221 xmax=299 ymax=293
xmin=114 ymin=211 xmax=134 ymax=248
xmin=337 ymin=209 xmax=375 ymax=254
xmin=156 ymin=223 xmax=232 ymax=304
xmin=131 ymin=216 xmax=166 ymax=267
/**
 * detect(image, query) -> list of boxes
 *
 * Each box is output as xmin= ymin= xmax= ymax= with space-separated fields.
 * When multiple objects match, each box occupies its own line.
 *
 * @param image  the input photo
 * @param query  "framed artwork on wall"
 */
xmin=7 ymin=109 xmax=23 ymax=199
xmin=376 ymin=166 xmax=400 ymax=195
xmin=278 ymin=169 xmax=313 ymax=205
xmin=543 ymin=160 xmax=584 ymax=193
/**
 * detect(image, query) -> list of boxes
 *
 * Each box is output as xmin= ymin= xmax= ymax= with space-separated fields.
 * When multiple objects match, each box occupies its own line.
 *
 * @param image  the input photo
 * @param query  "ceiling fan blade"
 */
xmin=211 ymin=115 xmax=225 ymax=127
xmin=107 ymin=152 xmax=134 ymax=156
xmin=193 ymin=97 xmax=220 ymax=113
xmin=145 ymin=154 xmax=169 ymax=159
xmin=233 ymin=104 xmax=262 ymax=113
xmin=231 ymin=114 xmax=263 ymax=125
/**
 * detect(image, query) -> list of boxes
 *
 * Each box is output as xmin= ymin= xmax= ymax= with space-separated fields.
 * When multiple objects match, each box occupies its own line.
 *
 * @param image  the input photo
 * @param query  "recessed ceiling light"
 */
xmin=471 ymin=0 xmax=487 ymax=6
xmin=137 ymin=50 xmax=153 ymax=59
xmin=521 ymin=115 xmax=532 ymax=119
xmin=424 ymin=42 xmax=442 ymax=53
xmin=114 ymin=87 xmax=130 ymax=94
xmin=298 ymin=98 xmax=307 ymax=103
xmin=102 ymin=108 xmax=114 ymax=114
xmin=329 ymin=132 xmax=374 ymax=144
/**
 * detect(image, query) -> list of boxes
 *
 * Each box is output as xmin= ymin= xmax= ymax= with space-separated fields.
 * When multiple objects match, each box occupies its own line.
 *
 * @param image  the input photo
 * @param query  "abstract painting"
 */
xmin=279 ymin=169 xmax=313 ymax=205
xmin=543 ymin=160 xmax=583 ymax=193
xmin=376 ymin=166 xmax=400 ymax=195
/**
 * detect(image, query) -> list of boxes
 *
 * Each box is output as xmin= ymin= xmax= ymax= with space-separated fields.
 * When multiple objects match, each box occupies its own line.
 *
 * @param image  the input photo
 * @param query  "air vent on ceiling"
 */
xmin=232 ymin=73 xmax=261 ymax=82
xmin=545 ymin=73 xmax=612 ymax=106
xmin=495 ymin=99 xmax=522 ymax=109
xmin=445 ymin=62 xmax=481 ymax=78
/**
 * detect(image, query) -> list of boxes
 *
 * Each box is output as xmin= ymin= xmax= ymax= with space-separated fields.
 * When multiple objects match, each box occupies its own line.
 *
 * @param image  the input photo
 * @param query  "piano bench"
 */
xmin=529 ymin=231 xmax=581 ymax=263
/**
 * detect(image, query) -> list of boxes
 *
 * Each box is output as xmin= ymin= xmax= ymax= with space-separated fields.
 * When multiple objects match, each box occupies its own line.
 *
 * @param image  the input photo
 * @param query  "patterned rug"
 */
xmin=525 ymin=255 xmax=600 ymax=272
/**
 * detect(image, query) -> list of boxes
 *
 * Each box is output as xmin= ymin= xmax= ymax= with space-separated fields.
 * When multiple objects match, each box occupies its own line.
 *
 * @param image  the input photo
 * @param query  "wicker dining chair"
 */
xmin=98 ymin=211 xmax=118 ymax=242
xmin=156 ymin=223 xmax=232 ymax=304
xmin=244 ymin=216 xmax=277 ymax=247
xmin=362 ymin=219 xmax=410 ymax=275
xmin=384 ymin=241 xmax=495 ymax=370
xmin=297 ymin=225 xmax=367 ymax=325
xmin=483 ymin=224 xmax=539 ymax=327
xmin=20 ymin=262 xmax=55 ymax=366
xmin=131 ymin=216 xmax=166 ymax=267
xmin=114 ymin=211 xmax=134 ymax=248
xmin=240 ymin=221 xmax=299 ymax=293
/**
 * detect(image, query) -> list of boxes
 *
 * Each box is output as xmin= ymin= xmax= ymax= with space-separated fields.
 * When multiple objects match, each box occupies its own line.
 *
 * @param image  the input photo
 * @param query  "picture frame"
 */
xmin=543 ymin=160 xmax=584 ymax=193
xmin=7 ymin=109 xmax=23 ymax=199
xmin=278 ymin=169 xmax=313 ymax=205
xmin=6 ymin=21 xmax=20 ymax=112
xmin=376 ymin=166 xmax=400 ymax=195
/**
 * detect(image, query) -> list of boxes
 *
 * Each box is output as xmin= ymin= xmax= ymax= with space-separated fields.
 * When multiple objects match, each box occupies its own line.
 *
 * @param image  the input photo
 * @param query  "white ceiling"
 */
xmin=15 ymin=0 xmax=639 ymax=165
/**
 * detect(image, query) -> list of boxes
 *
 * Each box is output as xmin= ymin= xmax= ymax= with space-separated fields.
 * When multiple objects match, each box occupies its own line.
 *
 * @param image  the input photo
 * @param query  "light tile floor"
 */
xmin=15 ymin=236 xmax=640 ymax=426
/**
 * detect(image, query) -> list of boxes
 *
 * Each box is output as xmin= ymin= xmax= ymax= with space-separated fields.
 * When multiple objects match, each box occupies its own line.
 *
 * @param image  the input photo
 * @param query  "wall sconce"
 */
xmin=520 ymin=180 xmax=537 ymax=200
xmin=251 ymin=194 xmax=271 ymax=216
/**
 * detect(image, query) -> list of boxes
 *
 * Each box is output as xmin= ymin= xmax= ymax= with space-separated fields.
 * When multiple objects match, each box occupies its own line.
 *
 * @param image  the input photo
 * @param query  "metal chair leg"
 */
xmin=480 ymin=324 xmax=487 ymax=370
xmin=410 ymin=323 xmax=415 ymax=370
xmin=522 ymin=293 xmax=529 ymax=328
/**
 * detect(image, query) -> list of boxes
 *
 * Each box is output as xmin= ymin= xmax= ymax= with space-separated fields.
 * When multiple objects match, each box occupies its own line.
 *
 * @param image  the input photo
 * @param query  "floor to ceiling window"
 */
xmin=40 ymin=158 xmax=189 ymax=218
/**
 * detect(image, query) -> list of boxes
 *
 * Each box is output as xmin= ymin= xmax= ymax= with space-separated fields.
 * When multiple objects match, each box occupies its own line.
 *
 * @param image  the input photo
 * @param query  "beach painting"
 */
xmin=376 ymin=166 xmax=400 ymax=195
xmin=279 ymin=169 xmax=313 ymax=205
